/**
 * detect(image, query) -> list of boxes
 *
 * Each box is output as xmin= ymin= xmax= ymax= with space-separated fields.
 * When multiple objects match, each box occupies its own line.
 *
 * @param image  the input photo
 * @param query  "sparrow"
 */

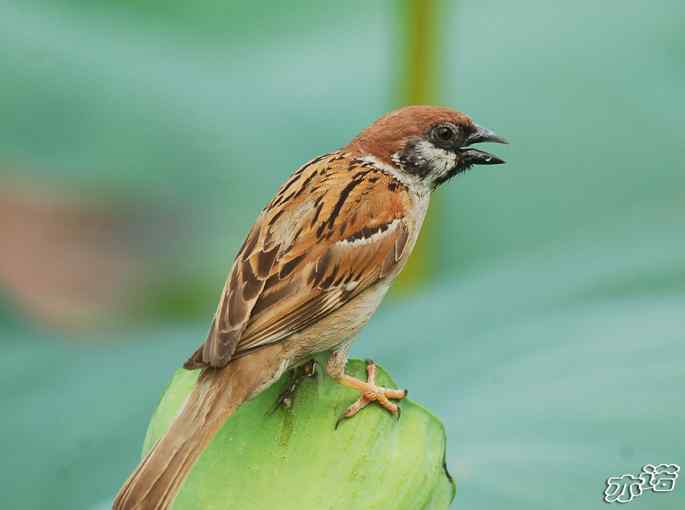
xmin=113 ymin=105 xmax=507 ymax=510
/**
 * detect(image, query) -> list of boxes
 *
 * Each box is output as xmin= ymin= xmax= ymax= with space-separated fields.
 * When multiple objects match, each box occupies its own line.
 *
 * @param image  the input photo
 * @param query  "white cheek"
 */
xmin=414 ymin=140 xmax=457 ymax=181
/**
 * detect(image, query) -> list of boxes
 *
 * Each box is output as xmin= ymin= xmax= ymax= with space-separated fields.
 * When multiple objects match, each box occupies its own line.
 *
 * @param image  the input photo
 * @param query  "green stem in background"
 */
xmin=394 ymin=0 xmax=443 ymax=294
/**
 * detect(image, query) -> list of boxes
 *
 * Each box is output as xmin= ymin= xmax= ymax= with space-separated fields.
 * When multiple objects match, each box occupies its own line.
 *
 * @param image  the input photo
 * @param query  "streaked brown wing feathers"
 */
xmin=185 ymin=152 xmax=413 ymax=368
xmin=184 ymin=219 xmax=280 ymax=369
xmin=238 ymin=220 xmax=409 ymax=353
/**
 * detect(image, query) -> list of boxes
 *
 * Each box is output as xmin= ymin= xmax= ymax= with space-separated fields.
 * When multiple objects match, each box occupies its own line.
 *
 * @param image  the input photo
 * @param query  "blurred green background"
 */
xmin=1 ymin=1 xmax=683 ymax=509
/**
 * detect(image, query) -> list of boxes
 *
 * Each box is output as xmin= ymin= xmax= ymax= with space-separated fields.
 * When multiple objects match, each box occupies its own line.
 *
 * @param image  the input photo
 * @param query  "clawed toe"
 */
xmin=335 ymin=360 xmax=407 ymax=429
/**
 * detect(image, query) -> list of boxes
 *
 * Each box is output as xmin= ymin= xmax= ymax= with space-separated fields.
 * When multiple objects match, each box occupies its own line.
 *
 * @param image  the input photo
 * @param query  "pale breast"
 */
xmin=283 ymin=281 xmax=392 ymax=363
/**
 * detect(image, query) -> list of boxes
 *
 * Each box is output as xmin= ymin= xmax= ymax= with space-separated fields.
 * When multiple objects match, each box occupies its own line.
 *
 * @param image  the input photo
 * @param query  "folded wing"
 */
xmin=185 ymin=152 xmax=413 ymax=369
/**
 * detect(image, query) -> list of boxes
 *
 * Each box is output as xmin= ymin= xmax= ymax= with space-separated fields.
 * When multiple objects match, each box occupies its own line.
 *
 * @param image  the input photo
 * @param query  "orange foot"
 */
xmin=335 ymin=359 xmax=407 ymax=429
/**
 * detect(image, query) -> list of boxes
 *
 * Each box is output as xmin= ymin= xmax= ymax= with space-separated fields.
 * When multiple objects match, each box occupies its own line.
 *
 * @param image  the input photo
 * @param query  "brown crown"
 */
xmin=345 ymin=105 xmax=473 ymax=164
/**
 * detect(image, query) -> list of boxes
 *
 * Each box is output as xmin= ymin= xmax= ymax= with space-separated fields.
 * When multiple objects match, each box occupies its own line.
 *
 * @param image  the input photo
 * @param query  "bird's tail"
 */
xmin=113 ymin=345 xmax=284 ymax=510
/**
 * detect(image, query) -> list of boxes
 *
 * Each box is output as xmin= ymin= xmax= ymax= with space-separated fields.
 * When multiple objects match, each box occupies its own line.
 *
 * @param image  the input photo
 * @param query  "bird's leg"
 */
xmin=326 ymin=348 xmax=407 ymax=428
xmin=269 ymin=358 xmax=318 ymax=414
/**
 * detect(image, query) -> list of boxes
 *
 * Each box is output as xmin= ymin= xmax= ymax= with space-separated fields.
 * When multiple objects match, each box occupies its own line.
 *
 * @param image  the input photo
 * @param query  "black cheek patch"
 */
xmin=397 ymin=139 xmax=432 ymax=179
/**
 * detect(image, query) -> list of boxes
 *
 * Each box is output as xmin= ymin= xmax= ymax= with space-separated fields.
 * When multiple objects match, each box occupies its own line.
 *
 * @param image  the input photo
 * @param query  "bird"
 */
xmin=113 ymin=105 xmax=507 ymax=510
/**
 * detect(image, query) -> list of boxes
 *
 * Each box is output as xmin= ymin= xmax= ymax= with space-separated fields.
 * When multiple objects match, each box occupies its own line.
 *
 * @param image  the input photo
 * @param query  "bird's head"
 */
xmin=347 ymin=105 xmax=507 ymax=190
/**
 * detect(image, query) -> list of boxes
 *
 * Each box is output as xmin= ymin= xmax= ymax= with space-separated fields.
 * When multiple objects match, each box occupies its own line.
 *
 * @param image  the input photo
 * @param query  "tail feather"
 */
xmin=113 ymin=345 xmax=284 ymax=510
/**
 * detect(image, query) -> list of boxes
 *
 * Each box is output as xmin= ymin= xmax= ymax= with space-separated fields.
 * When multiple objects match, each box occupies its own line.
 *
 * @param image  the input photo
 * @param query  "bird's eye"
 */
xmin=432 ymin=124 xmax=457 ymax=144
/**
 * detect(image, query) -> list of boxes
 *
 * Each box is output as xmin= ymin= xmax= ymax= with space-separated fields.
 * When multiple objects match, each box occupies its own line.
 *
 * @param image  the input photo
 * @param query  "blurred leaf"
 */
xmin=360 ymin=219 xmax=685 ymax=510
xmin=130 ymin=276 xmax=218 ymax=323
xmin=143 ymin=357 xmax=455 ymax=509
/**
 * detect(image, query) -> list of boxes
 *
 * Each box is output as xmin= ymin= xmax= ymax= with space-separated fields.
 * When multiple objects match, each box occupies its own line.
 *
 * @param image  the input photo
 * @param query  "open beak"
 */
xmin=460 ymin=124 xmax=508 ymax=165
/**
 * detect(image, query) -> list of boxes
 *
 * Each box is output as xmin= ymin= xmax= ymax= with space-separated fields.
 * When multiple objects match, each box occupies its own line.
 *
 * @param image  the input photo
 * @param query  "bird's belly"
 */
xmin=284 ymin=282 xmax=391 ymax=362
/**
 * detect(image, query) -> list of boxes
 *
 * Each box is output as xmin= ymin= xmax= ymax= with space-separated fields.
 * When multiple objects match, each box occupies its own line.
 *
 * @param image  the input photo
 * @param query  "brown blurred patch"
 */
xmin=0 ymin=180 xmax=146 ymax=329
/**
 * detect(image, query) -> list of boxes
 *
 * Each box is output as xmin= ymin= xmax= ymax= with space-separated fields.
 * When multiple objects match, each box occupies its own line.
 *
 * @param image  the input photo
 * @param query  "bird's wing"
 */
xmin=184 ymin=152 xmax=414 ymax=369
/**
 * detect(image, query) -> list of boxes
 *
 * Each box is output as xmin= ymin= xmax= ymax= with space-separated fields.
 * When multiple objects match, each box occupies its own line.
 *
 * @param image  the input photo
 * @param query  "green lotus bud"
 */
xmin=142 ymin=355 xmax=455 ymax=509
